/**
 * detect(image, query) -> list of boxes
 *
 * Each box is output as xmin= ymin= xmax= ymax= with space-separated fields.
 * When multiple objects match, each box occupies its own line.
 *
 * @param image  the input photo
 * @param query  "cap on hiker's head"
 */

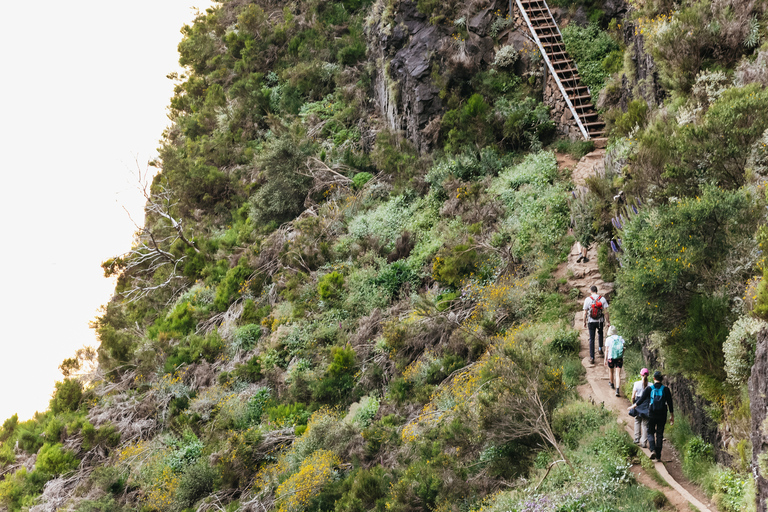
xmin=640 ymin=368 xmax=649 ymax=376
xmin=607 ymin=325 xmax=617 ymax=336
xmin=653 ymin=370 xmax=663 ymax=381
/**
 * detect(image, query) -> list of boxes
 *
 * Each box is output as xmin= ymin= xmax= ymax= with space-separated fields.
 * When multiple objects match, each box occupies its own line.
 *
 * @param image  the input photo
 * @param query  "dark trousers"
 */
xmin=588 ymin=321 xmax=604 ymax=359
xmin=647 ymin=415 xmax=667 ymax=459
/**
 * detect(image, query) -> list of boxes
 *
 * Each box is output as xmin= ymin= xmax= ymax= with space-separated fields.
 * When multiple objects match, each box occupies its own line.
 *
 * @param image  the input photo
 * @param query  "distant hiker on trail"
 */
xmin=629 ymin=370 xmax=674 ymax=461
xmin=631 ymin=368 xmax=650 ymax=448
xmin=583 ymin=285 xmax=609 ymax=365
xmin=604 ymin=325 xmax=624 ymax=396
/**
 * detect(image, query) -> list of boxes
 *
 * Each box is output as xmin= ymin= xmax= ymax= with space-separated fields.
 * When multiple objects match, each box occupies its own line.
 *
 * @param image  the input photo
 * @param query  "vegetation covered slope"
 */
xmin=1 ymin=0 xmax=768 ymax=510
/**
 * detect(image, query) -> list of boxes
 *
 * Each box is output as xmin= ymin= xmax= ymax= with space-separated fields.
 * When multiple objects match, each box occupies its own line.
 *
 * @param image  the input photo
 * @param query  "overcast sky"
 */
xmin=0 ymin=0 xmax=212 ymax=420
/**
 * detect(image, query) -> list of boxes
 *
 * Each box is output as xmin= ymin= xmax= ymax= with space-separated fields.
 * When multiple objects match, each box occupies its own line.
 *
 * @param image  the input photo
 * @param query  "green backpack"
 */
xmin=609 ymin=335 xmax=624 ymax=359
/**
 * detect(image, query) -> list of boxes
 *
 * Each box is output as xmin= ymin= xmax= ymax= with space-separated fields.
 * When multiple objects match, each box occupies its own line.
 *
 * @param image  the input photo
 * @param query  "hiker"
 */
xmin=629 ymin=370 xmax=674 ymax=461
xmin=631 ymin=368 xmax=651 ymax=447
xmin=582 ymin=285 xmax=609 ymax=364
xmin=604 ymin=325 xmax=624 ymax=396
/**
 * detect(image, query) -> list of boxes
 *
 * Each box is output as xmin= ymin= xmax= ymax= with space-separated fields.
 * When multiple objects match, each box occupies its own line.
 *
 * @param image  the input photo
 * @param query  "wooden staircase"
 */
xmin=515 ymin=0 xmax=605 ymax=140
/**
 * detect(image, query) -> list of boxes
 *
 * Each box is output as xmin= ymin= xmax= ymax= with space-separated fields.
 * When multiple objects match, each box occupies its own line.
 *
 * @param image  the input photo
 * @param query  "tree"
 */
xmin=102 ymin=166 xmax=200 ymax=303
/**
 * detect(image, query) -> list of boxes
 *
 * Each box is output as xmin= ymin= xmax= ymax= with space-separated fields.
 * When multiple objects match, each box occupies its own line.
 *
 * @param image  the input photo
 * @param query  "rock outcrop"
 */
xmin=750 ymin=328 xmax=768 ymax=512
xmin=366 ymin=0 xmax=503 ymax=153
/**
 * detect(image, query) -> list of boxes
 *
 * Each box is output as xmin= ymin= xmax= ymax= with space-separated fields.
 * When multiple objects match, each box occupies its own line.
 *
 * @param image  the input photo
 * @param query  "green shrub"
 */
xmin=318 ymin=271 xmax=345 ymax=301
xmin=561 ymin=23 xmax=620 ymax=95
xmin=248 ymin=137 xmax=313 ymax=225
xmin=551 ymin=399 xmax=612 ymax=449
xmin=0 ymin=415 xmax=18 ymax=443
xmin=442 ymin=94 xmax=494 ymax=153
xmin=266 ymin=402 xmax=311 ymax=428
xmin=50 ymin=379 xmax=83 ymax=414
xmin=333 ymin=467 xmax=390 ymax=512
xmin=36 ymin=443 xmax=78 ymax=476
xmin=164 ymin=333 xmax=224 ymax=373
xmin=176 ymin=460 xmax=220 ymax=509
xmin=596 ymin=243 xmax=617 ymax=283
xmin=337 ymin=40 xmax=366 ymax=66
xmin=431 ymin=243 xmax=478 ymax=289
xmin=214 ymin=258 xmax=256 ymax=311
xmin=683 ymin=436 xmax=715 ymax=482
xmin=352 ymin=172 xmax=373 ymax=189
xmin=608 ymin=99 xmax=648 ymax=136
xmin=374 ymin=261 xmax=418 ymax=299
xmin=723 ymin=316 xmax=766 ymax=386
xmin=231 ymin=323 xmax=262 ymax=352
xmin=233 ymin=355 xmax=263 ymax=383
xmin=549 ymin=328 xmax=580 ymax=355
xmin=314 ymin=347 xmax=357 ymax=404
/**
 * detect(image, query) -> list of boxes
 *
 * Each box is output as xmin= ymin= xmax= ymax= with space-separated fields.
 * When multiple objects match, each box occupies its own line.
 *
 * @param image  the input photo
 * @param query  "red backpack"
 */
xmin=589 ymin=295 xmax=604 ymax=320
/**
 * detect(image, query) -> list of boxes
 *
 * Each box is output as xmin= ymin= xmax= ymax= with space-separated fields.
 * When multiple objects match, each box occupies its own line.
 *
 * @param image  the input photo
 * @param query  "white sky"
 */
xmin=0 ymin=0 xmax=213 ymax=421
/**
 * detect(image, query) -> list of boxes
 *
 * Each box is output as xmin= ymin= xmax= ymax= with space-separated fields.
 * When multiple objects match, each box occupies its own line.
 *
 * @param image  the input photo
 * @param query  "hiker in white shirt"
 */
xmin=604 ymin=325 xmax=624 ymax=396
xmin=582 ymin=285 xmax=609 ymax=364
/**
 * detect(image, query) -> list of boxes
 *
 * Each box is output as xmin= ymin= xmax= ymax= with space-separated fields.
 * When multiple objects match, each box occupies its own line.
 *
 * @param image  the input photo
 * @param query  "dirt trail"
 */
xmin=561 ymin=150 xmax=717 ymax=512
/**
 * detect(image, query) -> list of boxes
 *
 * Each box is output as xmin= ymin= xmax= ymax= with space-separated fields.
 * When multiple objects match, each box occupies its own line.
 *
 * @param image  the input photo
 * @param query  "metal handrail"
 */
xmin=514 ymin=0 xmax=591 ymax=140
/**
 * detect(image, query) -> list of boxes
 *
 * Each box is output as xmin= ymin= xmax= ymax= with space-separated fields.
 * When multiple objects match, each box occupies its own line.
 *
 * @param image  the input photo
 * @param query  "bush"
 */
xmin=176 ymin=460 xmax=220 ymax=509
xmin=318 ymin=271 xmax=345 ymax=301
xmin=232 ymin=323 xmax=262 ymax=352
xmin=549 ymin=328 xmax=580 ymax=355
xmin=352 ymin=172 xmax=373 ymax=189
xmin=50 ymin=379 xmax=83 ymax=414
xmin=551 ymin=399 xmax=612 ymax=449
xmin=314 ymin=347 xmax=357 ymax=404
xmin=233 ymin=355 xmax=263 ymax=383
xmin=214 ymin=258 xmax=257 ymax=311
xmin=561 ymin=23 xmax=620 ymax=94
xmin=164 ymin=333 xmax=224 ymax=373
xmin=431 ymin=243 xmax=478 ymax=289
xmin=248 ymin=136 xmax=313 ymax=225
xmin=333 ymin=467 xmax=390 ymax=512
xmin=723 ymin=316 xmax=767 ymax=386
xmin=36 ymin=443 xmax=78 ymax=476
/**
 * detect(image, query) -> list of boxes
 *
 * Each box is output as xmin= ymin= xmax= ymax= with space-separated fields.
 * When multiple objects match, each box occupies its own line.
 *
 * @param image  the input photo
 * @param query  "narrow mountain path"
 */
xmin=560 ymin=149 xmax=717 ymax=512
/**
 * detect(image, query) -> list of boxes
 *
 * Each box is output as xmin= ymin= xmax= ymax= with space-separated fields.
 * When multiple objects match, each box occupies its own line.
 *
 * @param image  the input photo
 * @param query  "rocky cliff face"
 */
xmin=750 ymin=328 xmax=768 ymax=512
xmin=366 ymin=0 xmax=503 ymax=153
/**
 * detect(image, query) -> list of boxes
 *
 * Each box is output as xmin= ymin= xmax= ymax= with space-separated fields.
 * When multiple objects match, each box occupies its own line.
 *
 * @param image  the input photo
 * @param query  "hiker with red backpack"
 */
xmin=629 ymin=370 xmax=674 ymax=461
xmin=582 ymin=285 xmax=609 ymax=364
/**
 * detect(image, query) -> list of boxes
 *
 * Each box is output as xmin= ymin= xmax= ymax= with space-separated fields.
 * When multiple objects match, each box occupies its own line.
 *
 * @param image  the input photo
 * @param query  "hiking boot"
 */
xmin=576 ymin=256 xmax=584 ymax=263
xmin=641 ymin=442 xmax=647 ymax=448
xmin=609 ymin=382 xmax=614 ymax=389
xmin=589 ymin=358 xmax=595 ymax=365
xmin=615 ymin=391 xmax=621 ymax=397
xmin=598 ymin=349 xmax=604 ymax=357
xmin=649 ymin=453 xmax=657 ymax=461
xmin=582 ymin=257 xmax=589 ymax=263
xmin=633 ymin=440 xmax=639 ymax=445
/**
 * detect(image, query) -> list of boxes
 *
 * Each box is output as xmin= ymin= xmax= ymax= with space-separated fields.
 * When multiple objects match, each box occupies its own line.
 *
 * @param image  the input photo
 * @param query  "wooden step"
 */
xmin=569 ymin=93 xmax=592 ymax=101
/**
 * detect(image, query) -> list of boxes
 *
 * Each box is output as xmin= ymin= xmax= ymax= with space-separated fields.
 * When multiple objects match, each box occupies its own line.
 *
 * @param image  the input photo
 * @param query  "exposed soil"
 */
xmin=561 ymin=150 xmax=719 ymax=512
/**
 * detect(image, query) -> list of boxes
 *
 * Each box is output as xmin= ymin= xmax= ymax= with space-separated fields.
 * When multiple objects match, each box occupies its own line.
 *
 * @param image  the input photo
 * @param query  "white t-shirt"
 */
xmin=583 ymin=293 xmax=608 ymax=323
xmin=632 ymin=379 xmax=649 ymax=401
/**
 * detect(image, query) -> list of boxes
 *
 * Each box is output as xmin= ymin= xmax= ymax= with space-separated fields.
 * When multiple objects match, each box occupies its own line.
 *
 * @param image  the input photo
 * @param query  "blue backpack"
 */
xmin=650 ymin=385 xmax=665 ymax=414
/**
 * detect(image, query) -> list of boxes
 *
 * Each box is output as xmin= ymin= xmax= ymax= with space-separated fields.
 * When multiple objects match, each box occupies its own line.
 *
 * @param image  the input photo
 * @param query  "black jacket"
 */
xmin=635 ymin=382 xmax=673 ymax=418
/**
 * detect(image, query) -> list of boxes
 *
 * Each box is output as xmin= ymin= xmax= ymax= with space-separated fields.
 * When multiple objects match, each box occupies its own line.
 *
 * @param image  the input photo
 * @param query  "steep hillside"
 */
xmin=2 ymin=0 xmax=768 ymax=511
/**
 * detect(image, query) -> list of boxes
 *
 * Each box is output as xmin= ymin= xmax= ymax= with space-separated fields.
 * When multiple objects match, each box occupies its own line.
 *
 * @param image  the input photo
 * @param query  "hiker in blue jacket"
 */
xmin=629 ymin=370 xmax=674 ymax=461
